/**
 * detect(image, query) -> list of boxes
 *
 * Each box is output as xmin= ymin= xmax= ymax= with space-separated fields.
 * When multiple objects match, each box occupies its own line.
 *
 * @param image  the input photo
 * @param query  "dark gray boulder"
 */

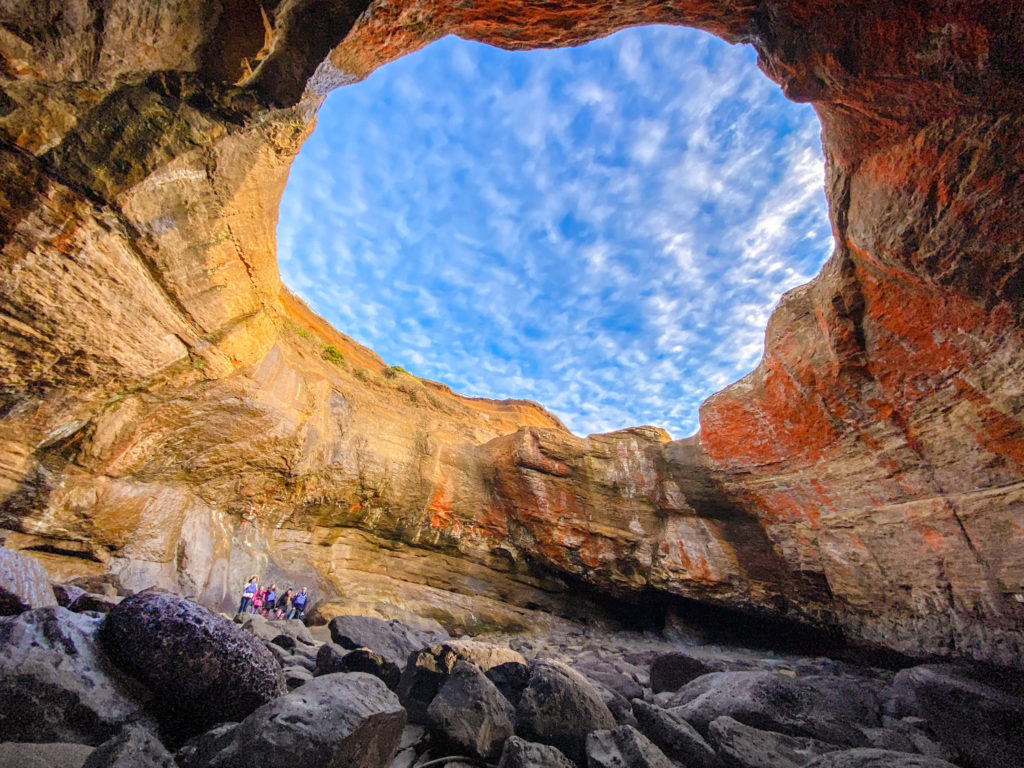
xmin=670 ymin=671 xmax=883 ymax=746
xmin=427 ymin=660 xmax=515 ymax=759
xmin=341 ymin=647 xmax=402 ymax=689
xmin=52 ymin=584 xmax=87 ymax=608
xmin=398 ymin=642 xmax=525 ymax=724
xmin=631 ymin=699 xmax=719 ymax=768
xmin=316 ymin=642 xmax=349 ymax=675
xmin=498 ymin=736 xmax=576 ymax=768
xmin=585 ymin=725 xmax=675 ymax=768
xmin=329 ymin=615 xmax=441 ymax=669
xmin=516 ymin=659 xmax=615 ymax=765
xmin=100 ymin=591 xmax=284 ymax=737
xmin=0 ymin=546 xmax=57 ymax=615
xmin=650 ymin=652 xmax=724 ymax=694
xmin=201 ymin=673 xmax=406 ymax=768
xmin=486 ymin=661 xmax=531 ymax=708
xmin=0 ymin=742 xmax=94 ymax=768
xmin=0 ymin=607 xmax=147 ymax=744
xmin=888 ymin=664 xmax=1024 ymax=768
xmin=237 ymin=613 xmax=315 ymax=647
xmin=708 ymin=715 xmax=840 ymax=768
xmin=801 ymin=748 xmax=959 ymax=767
xmin=81 ymin=724 xmax=176 ymax=768
xmin=174 ymin=723 xmax=238 ymax=768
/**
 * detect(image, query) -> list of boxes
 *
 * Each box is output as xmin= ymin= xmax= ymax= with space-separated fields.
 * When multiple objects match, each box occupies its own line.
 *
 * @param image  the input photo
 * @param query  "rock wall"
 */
xmin=0 ymin=1 xmax=1021 ymax=664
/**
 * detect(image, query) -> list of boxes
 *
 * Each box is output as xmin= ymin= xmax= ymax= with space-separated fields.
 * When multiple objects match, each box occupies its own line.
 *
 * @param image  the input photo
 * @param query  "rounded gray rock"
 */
xmin=498 ymin=736 xmax=576 ymax=768
xmin=0 ymin=607 xmax=146 ymax=744
xmin=101 ymin=591 xmax=284 ymax=737
xmin=585 ymin=725 xmax=675 ymax=768
xmin=801 ymin=748 xmax=959 ymax=767
xmin=202 ymin=673 xmax=406 ymax=768
xmin=516 ymin=659 xmax=615 ymax=765
xmin=427 ymin=660 xmax=515 ymax=759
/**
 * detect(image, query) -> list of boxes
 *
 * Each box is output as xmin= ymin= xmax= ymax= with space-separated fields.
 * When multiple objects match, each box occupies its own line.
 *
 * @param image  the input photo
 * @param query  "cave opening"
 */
xmin=277 ymin=25 xmax=833 ymax=439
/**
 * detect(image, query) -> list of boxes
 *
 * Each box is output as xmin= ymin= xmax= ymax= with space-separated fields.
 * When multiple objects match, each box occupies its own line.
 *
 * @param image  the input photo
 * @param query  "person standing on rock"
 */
xmin=276 ymin=588 xmax=292 ymax=619
xmin=238 ymin=576 xmax=258 ymax=615
xmin=264 ymin=584 xmax=277 ymax=617
xmin=288 ymin=587 xmax=308 ymax=621
xmin=252 ymin=585 xmax=266 ymax=615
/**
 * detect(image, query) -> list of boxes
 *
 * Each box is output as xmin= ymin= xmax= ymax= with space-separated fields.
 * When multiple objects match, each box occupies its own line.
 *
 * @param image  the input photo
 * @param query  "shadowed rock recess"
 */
xmin=0 ymin=0 xmax=1021 ymax=668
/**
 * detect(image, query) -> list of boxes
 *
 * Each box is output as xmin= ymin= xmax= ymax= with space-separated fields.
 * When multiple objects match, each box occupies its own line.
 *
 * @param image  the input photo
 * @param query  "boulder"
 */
xmin=801 ymin=748 xmax=959 ymax=767
xmin=341 ymin=648 xmax=402 ymax=690
xmin=284 ymin=665 xmax=315 ymax=690
xmin=101 ymin=591 xmax=284 ymax=737
xmin=670 ymin=671 xmax=883 ymax=746
xmin=572 ymin=660 xmax=644 ymax=701
xmin=631 ymin=699 xmax=719 ymax=768
xmin=52 ymin=584 xmax=87 ymax=609
xmin=497 ymin=736 xmax=576 ymax=768
xmin=708 ymin=715 xmax=840 ymax=768
xmin=585 ymin=725 xmax=675 ymax=768
xmin=888 ymin=664 xmax=1024 ymax=768
xmin=426 ymin=660 xmax=515 ymax=759
xmin=316 ymin=642 xmax=349 ymax=675
xmin=174 ymin=723 xmax=238 ymax=768
xmin=69 ymin=592 xmax=122 ymax=615
xmin=237 ymin=613 xmax=316 ymax=646
xmin=0 ymin=742 xmax=94 ymax=768
xmin=486 ymin=661 xmax=531 ymax=708
xmin=398 ymin=642 xmax=526 ymax=723
xmin=0 ymin=607 xmax=147 ymax=744
xmin=515 ymin=659 xmax=615 ymax=765
xmin=201 ymin=673 xmax=406 ymax=768
xmin=650 ymin=652 xmax=724 ymax=694
xmin=81 ymin=724 xmax=176 ymax=768
xmin=329 ymin=615 xmax=439 ymax=669
xmin=0 ymin=546 xmax=57 ymax=615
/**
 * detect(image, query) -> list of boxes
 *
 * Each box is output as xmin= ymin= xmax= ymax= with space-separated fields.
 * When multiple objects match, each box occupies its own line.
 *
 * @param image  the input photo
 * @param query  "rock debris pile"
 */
xmin=0 ymin=547 xmax=1020 ymax=768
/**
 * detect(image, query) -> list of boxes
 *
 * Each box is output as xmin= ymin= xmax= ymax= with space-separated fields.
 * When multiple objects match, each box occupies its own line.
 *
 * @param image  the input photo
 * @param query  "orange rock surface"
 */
xmin=0 ymin=0 xmax=1021 ymax=664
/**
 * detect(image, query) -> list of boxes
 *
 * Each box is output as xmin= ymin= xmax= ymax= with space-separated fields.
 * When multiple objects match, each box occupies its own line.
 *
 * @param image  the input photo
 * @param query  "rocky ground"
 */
xmin=2 ymin=544 xmax=1022 ymax=768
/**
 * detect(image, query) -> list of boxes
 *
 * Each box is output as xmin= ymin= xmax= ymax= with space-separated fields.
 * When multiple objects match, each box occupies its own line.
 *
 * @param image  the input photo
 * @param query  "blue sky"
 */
xmin=277 ymin=26 xmax=832 ymax=439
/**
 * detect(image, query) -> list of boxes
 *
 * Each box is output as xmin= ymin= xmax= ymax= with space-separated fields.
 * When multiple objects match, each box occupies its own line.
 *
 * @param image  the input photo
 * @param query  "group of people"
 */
xmin=238 ymin=576 xmax=309 ymax=621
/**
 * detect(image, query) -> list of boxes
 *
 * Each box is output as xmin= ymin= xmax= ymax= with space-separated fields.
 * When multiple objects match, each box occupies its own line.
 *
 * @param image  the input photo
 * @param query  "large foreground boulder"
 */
xmin=889 ymin=664 xmax=1024 ymax=768
xmin=100 ymin=591 xmax=284 ymax=736
xmin=426 ymin=660 xmax=515 ymax=759
xmin=0 ymin=607 xmax=147 ymax=744
xmin=0 ymin=546 xmax=57 ymax=615
xmin=198 ymin=673 xmax=406 ymax=768
xmin=516 ymin=659 xmax=616 ymax=765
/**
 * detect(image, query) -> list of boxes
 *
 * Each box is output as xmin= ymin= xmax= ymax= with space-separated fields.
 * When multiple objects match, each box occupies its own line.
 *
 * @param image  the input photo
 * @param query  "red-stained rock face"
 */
xmin=0 ymin=0 xmax=1021 ymax=665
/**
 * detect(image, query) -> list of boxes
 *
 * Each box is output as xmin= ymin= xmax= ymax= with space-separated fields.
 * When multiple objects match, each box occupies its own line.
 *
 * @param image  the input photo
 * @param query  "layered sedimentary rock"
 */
xmin=0 ymin=1 xmax=1021 ymax=664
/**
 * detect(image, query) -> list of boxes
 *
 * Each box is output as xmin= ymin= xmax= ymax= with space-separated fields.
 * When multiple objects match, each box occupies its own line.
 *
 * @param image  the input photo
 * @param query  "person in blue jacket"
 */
xmin=238 ymin=575 xmax=258 ymax=614
xmin=288 ymin=587 xmax=308 ymax=620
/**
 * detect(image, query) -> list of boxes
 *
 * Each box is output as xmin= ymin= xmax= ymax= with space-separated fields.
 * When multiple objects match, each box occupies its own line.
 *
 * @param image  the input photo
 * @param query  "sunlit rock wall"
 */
xmin=0 ymin=0 xmax=1021 ymax=664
